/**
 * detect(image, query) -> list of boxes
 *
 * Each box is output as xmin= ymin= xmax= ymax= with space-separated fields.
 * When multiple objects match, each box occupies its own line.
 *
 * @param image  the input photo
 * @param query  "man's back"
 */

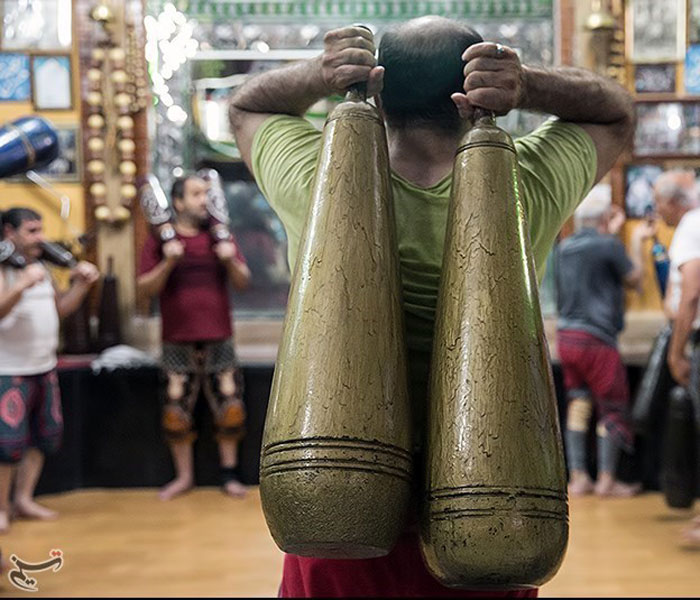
xmin=556 ymin=228 xmax=632 ymax=346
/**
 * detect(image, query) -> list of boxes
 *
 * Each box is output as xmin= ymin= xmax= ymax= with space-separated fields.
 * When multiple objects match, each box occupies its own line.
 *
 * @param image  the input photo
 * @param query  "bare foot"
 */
xmin=568 ymin=472 xmax=594 ymax=497
xmin=13 ymin=499 xmax=58 ymax=520
xmin=158 ymin=477 xmax=193 ymax=501
xmin=222 ymin=479 xmax=247 ymax=498
xmin=681 ymin=517 xmax=700 ymax=547
xmin=595 ymin=479 xmax=642 ymax=497
xmin=0 ymin=511 xmax=10 ymax=534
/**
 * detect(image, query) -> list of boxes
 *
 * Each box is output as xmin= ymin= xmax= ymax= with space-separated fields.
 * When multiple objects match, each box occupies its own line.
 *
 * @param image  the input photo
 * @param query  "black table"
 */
xmin=38 ymin=361 xmax=666 ymax=496
xmin=37 ymin=362 xmax=273 ymax=495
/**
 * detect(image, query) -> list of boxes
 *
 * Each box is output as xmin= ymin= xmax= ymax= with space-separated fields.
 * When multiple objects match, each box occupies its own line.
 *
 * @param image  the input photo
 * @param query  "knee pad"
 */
xmin=568 ymin=395 xmax=593 ymax=432
xmin=162 ymin=403 xmax=193 ymax=439
xmin=216 ymin=397 xmax=246 ymax=429
xmin=215 ymin=398 xmax=246 ymax=440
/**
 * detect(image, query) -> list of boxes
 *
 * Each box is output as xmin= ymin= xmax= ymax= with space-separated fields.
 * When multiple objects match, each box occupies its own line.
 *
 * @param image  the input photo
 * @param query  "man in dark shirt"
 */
xmin=556 ymin=184 xmax=653 ymax=497
xmin=137 ymin=175 xmax=251 ymax=500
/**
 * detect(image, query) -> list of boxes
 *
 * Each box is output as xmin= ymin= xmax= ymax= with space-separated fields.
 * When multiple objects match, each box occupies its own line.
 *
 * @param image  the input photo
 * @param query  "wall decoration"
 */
xmin=691 ymin=0 xmax=700 ymax=43
xmin=625 ymin=164 xmax=664 ymax=218
xmin=148 ymin=0 xmax=554 ymax=21
xmin=685 ymin=45 xmax=700 ymax=95
xmin=628 ymin=0 xmax=685 ymax=63
xmin=634 ymin=102 xmax=700 ymax=156
xmin=31 ymin=54 xmax=73 ymax=110
xmin=7 ymin=125 xmax=81 ymax=182
xmin=0 ymin=0 xmax=72 ymax=50
xmin=634 ymin=64 xmax=676 ymax=94
xmin=0 ymin=53 xmax=31 ymax=100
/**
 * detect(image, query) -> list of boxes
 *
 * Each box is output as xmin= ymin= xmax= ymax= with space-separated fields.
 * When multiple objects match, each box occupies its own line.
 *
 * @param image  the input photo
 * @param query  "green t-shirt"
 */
xmin=251 ymin=114 xmax=596 ymax=423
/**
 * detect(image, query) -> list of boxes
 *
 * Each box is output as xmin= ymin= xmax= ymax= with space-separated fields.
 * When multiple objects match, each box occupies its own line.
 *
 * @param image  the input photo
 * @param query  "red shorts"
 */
xmin=557 ymin=329 xmax=632 ymax=451
xmin=0 ymin=370 xmax=63 ymax=463
xmin=279 ymin=530 xmax=538 ymax=598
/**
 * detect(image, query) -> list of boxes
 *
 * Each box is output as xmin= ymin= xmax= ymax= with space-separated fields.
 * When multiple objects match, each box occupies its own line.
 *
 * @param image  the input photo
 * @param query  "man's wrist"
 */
xmin=310 ymin=55 xmax=332 ymax=97
xmin=517 ymin=65 xmax=534 ymax=111
xmin=70 ymin=279 xmax=91 ymax=292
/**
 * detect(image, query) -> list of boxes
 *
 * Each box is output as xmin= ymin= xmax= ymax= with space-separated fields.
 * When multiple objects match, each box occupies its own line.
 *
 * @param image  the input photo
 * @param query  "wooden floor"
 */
xmin=0 ymin=488 xmax=697 ymax=597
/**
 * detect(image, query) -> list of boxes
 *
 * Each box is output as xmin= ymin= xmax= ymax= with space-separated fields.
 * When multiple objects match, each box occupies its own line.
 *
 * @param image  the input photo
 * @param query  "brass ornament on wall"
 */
xmin=85 ymin=1 xmax=146 ymax=227
xmin=585 ymin=0 xmax=626 ymax=86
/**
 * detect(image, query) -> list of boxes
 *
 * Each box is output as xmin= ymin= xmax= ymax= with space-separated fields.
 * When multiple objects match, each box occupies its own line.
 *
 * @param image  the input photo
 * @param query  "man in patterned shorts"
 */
xmin=138 ymin=174 xmax=251 ymax=501
xmin=0 ymin=207 xmax=99 ymax=532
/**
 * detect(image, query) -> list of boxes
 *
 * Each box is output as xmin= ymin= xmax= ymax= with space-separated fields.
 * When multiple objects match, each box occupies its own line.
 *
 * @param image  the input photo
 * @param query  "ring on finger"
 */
xmin=496 ymin=43 xmax=505 ymax=57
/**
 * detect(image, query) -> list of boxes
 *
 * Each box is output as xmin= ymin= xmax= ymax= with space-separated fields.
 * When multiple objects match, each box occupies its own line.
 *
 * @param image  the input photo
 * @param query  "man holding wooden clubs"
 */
xmin=231 ymin=15 xmax=635 ymax=598
xmin=0 ymin=208 xmax=99 ymax=534
xmin=138 ymin=173 xmax=252 ymax=501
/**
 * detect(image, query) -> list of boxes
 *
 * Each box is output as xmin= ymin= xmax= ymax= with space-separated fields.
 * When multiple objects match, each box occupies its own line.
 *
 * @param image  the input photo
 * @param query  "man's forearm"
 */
xmin=56 ymin=282 xmax=90 ymax=319
xmin=137 ymin=260 xmax=176 ymax=299
xmin=226 ymin=258 xmax=251 ymax=291
xmin=520 ymin=66 xmax=634 ymax=126
xmin=627 ymin=232 xmax=645 ymax=294
xmin=231 ymin=56 xmax=328 ymax=118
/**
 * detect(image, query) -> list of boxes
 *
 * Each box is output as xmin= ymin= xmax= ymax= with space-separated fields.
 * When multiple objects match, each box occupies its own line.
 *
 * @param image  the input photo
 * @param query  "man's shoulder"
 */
xmin=515 ymin=118 xmax=590 ymax=149
xmin=670 ymin=207 xmax=700 ymax=256
xmin=143 ymin=230 xmax=161 ymax=247
xmin=679 ymin=207 xmax=700 ymax=230
xmin=559 ymin=231 xmax=622 ymax=257
xmin=253 ymin=114 xmax=320 ymax=152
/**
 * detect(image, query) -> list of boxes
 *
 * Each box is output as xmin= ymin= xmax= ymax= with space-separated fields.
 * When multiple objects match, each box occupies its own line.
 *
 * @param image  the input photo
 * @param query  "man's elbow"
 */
xmin=680 ymin=288 xmax=700 ymax=311
xmin=615 ymin=95 xmax=637 ymax=145
xmin=236 ymin=268 xmax=252 ymax=291
xmin=228 ymin=93 xmax=249 ymax=137
xmin=135 ymin=278 xmax=152 ymax=299
xmin=624 ymin=268 xmax=643 ymax=291
xmin=228 ymin=103 xmax=242 ymax=136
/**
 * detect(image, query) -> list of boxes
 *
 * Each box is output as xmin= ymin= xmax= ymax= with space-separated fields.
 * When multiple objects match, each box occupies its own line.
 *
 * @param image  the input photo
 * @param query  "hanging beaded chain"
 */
xmin=87 ymin=19 xmax=146 ymax=227
xmin=86 ymin=48 xmax=110 ymax=223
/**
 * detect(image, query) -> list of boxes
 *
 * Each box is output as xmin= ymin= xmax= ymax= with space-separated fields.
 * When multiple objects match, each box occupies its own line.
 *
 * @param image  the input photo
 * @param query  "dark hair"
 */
xmin=171 ymin=175 xmax=201 ymax=203
xmin=0 ymin=207 xmax=42 ymax=231
xmin=378 ymin=20 xmax=483 ymax=131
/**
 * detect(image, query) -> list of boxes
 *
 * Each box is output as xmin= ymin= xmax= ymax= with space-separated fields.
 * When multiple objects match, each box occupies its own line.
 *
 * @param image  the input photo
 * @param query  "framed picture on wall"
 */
xmin=628 ymin=0 xmax=686 ymax=63
xmin=31 ymin=54 xmax=72 ymax=110
xmin=0 ymin=0 xmax=72 ymax=50
xmin=634 ymin=102 xmax=700 ymax=156
xmin=691 ymin=0 xmax=700 ymax=43
xmin=7 ymin=125 xmax=81 ymax=182
xmin=190 ymin=49 xmax=322 ymax=158
xmin=625 ymin=164 xmax=663 ymax=217
xmin=0 ymin=52 xmax=31 ymax=100
xmin=634 ymin=64 xmax=676 ymax=94
xmin=685 ymin=45 xmax=700 ymax=94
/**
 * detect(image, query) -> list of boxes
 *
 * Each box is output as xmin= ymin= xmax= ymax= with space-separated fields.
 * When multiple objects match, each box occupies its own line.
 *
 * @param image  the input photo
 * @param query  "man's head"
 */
xmin=574 ymin=183 xmax=612 ymax=233
xmin=654 ymin=170 xmax=699 ymax=227
xmin=1 ymin=207 xmax=44 ymax=259
xmin=171 ymin=175 xmax=209 ymax=225
xmin=378 ymin=16 xmax=482 ymax=133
